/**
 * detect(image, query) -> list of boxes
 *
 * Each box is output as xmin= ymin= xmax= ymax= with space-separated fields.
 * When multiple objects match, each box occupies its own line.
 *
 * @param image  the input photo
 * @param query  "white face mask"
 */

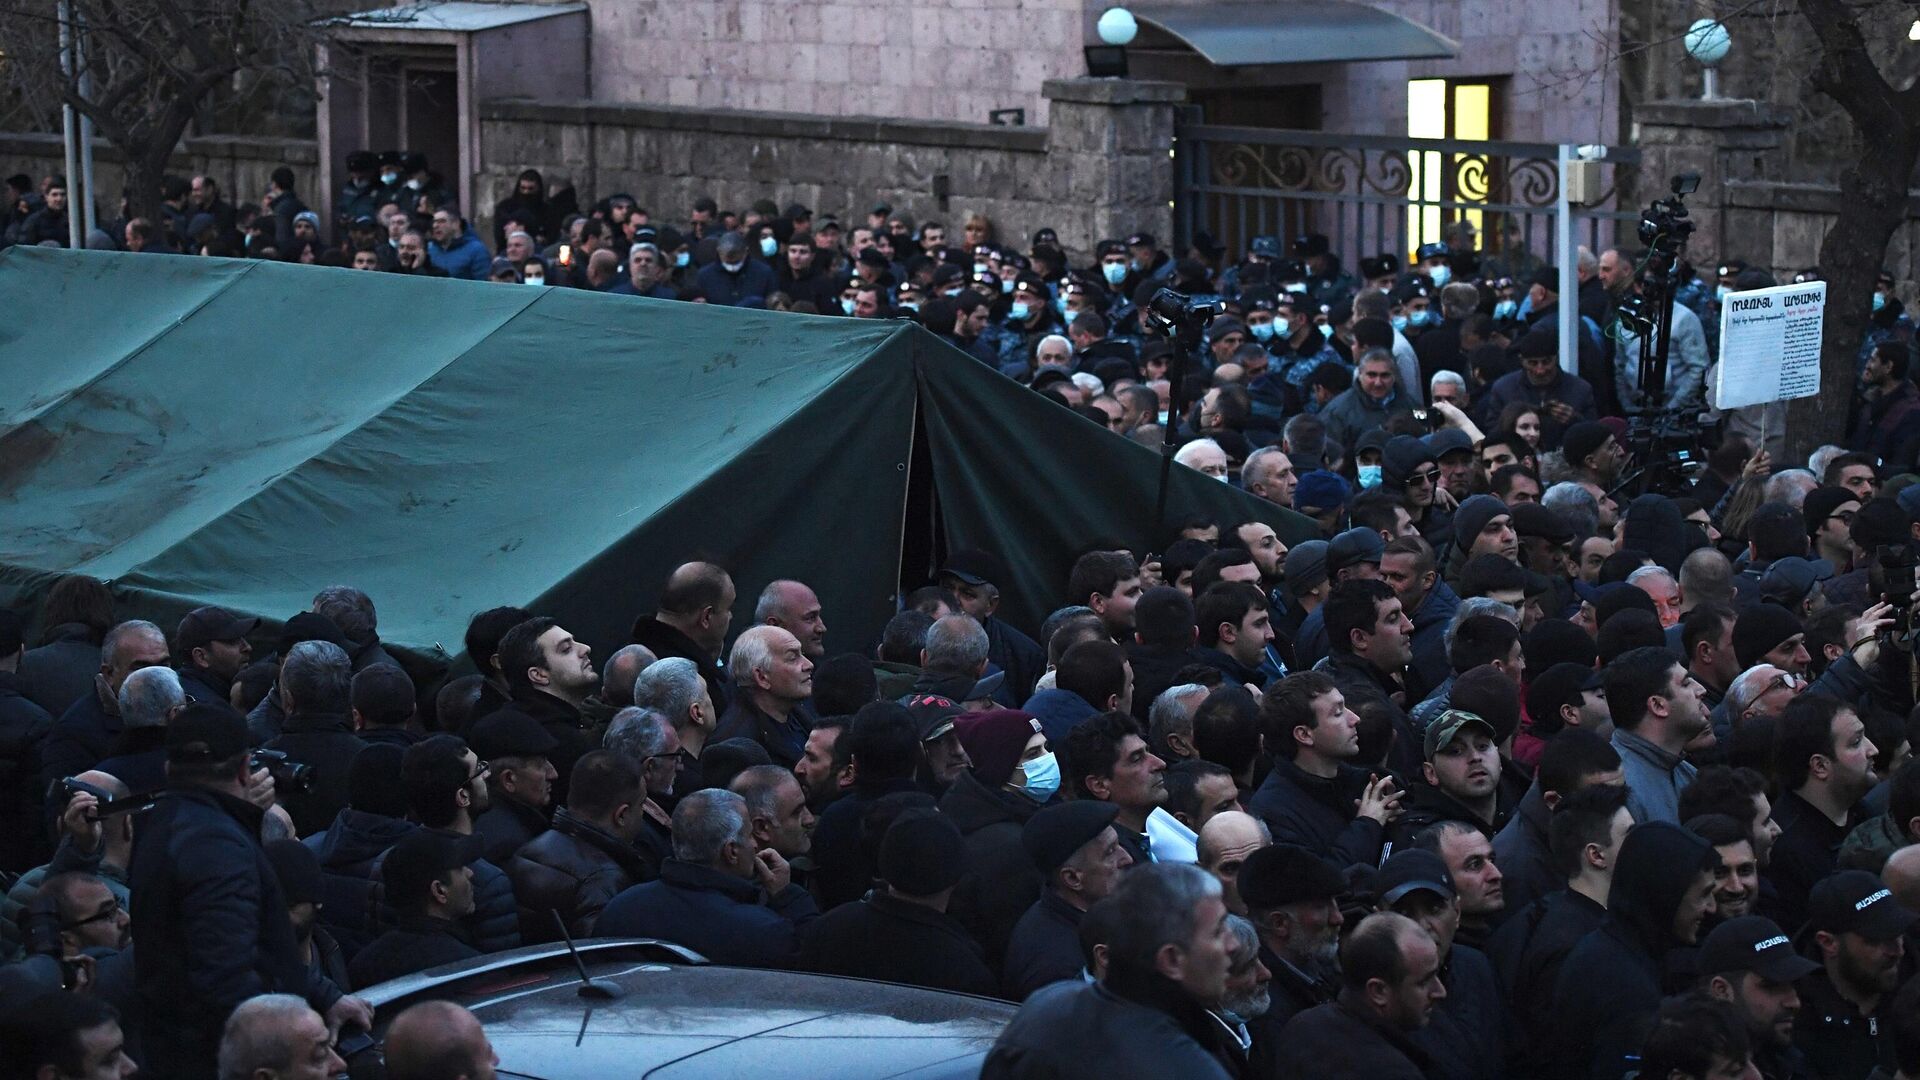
xmin=523 ymin=275 xmax=545 ymax=286
xmin=721 ymin=260 xmax=744 ymax=274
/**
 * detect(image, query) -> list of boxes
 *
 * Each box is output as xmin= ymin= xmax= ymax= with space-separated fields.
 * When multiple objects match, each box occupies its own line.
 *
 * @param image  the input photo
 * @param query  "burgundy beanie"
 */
xmin=955 ymin=710 xmax=1043 ymax=787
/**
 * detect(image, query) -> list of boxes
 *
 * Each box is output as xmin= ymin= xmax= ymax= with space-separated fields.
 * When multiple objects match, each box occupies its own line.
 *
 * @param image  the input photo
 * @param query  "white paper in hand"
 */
xmin=1714 ymin=281 xmax=1826 ymax=410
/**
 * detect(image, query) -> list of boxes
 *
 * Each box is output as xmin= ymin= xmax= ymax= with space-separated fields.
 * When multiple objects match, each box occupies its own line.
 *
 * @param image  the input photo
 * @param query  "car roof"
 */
xmin=357 ymin=940 xmax=1016 ymax=1080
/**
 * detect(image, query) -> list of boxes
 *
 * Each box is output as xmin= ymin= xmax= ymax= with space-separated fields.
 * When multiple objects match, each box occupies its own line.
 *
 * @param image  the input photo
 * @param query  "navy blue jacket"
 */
xmin=131 ymin=786 xmax=341 ymax=1079
xmin=305 ymin=808 xmax=418 ymax=960
xmin=1002 ymin=889 xmax=1086 ymax=1000
xmin=1246 ymin=755 xmax=1386 ymax=868
xmin=695 ymin=259 xmax=777 ymax=307
xmin=597 ymin=858 xmax=818 ymax=968
xmin=1406 ymin=580 xmax=1461 ymax=704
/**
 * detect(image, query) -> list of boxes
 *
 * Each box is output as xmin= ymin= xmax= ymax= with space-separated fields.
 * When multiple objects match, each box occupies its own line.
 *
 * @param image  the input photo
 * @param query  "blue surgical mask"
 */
xmin=380 ymin=171 xmax=399 ymax=186
xmin=973 ymin=262 xmax=990 ymax=275
xmin=1020 ymin=752 xmax=1061 ymax=801
xmin=675 ymin=251 xmax=691 ymax=268
xmin=1250 ymin=322 xmax=1275 ymax=342
xmin=1391 ymin=315 xmax=1410 ymax=332
xmin=944 ymin=287 xmax=963 ymax=298
xmin=1714 ymin=284 xmax=1731 ymax=302
xmin=1274 ymin=317 xmax=1291 ymax=338
xmin=1317 ymin=323 xmax=1334 ymax=339
xmin=759 ymin=236 xmax=778 ymax=257
xmin=1284 ymin=282 xmax=1308 ymax=296
xmin=899 ymin=301 xmax=919 ymax=312
xmin=1358 ymin=463 xmax=1383 ymax=488
xmin=840 ymin=297 xmax=857 ymax=315
xmin=1427 ymin=264 xmax=1452 ymax=287
xmin=1008 ymin=302 xmax=1031 ymax=321
xmin=1874 ymin=292 xmax=1887 ymax=313
xmin=1494 ymin=299 xmax=1518 ymax=320
xmin=1517 ymin=294 xmax=1533 ymax=318
xmin=1001 ymin=278 xmax=1015 ymax=294
xmin=1410 ymin=309 xmax=1434 ymax=327
xmin=1103 ymin=263 xmax=1128 ymax=286
xmin=1056 ymin=296 xmax=1070 ymax=318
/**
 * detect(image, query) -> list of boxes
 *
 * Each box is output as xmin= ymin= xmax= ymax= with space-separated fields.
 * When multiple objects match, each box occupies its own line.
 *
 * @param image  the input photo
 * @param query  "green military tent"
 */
xmin=0 ymin=247 xmax=1317 ymax=665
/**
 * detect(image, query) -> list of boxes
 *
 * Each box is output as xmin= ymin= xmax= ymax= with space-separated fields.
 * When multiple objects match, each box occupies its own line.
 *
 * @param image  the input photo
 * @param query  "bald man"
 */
xmin=383 ymin=1000 xmax=498 ymax=1080
xmin=1198 ymin=810 xmax=1273 ymax=915
xmin=632 ymin=561 xmax=736 ymax=712
xmin=593 ymin=644 xmax=657 ymax=713
xmin=757 ymin=580 xmax=829 ymax=661
xmin=1884 ymin=845 xmax=1920 ymax=914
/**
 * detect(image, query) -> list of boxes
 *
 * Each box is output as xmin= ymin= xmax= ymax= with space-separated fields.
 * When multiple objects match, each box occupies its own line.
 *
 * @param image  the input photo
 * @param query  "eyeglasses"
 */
xmin=466 ymin=760 xmax=491 ymax=783
xmin=1766 ymin=672 xmax=1806 ymax=695
xmin=1828 ymin=511 xmax=1856 ymax=525
xmin=62 ymin=897 xmax=121 ymax=932
xmin=1405 ymin=468 xmax=1441 ymax=488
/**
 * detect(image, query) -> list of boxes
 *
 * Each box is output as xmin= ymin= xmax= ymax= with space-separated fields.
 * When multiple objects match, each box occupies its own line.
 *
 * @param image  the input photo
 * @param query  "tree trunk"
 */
xmin=1784 ymin=130 xmax=1919 ymax=461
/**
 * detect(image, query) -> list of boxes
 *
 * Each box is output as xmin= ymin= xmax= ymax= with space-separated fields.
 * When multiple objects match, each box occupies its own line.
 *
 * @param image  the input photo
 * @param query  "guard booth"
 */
xmin=315 ymin=1 xmax=588 ymax=228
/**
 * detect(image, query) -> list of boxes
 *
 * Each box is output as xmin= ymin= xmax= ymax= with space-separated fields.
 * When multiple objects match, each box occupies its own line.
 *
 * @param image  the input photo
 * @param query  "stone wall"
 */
xmin=474 ymin=78 xmax=1181 ymax=257
xmin=0 ymin=133 xmax=318 ymax=220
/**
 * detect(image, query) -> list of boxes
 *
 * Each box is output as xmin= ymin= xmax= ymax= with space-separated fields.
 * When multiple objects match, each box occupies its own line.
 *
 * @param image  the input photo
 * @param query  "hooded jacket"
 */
xmin=938 ymin=769 xmax=1044 ymax=970
xmin=304 ymin=808 xmax=418 ymax=959
xmin=1487 ymin=888 xmax=1606 ymax=1077
xmin=1550 ymin=822 xmax=1719 ymax=1080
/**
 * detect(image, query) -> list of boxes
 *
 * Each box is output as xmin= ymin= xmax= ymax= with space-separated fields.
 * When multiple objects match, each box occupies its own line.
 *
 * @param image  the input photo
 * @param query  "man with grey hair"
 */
xmin=604 ymin=706 xmax=683 ymax=865
xmin=311 ymin=585 xmax=397 ymax=671
xmin=714 ymin=626 xmax=813 ymax=769
xmin=1241 ymin=447 xmax=1298 ymax=508
xmin=632 ymin=656 xmax=717 ymax=797
xmin=264 ymin=640 xmax=365 ymax=836
xmin=1542 ymin=481 xmax=1602 ymax=540
xmin=1149 ymin=683 xmax=1210 ymax=761
xmin=596 ymin=788 xmax=818 ymax=966
xmin=592 ymin=643 xmax=657 ymax=713
xmin=217 ymin=993 xmax=343 ymax=1080
xmin=908 ymin=613 xmax=1001 ymax=707
xmin=43 ymin=619 xmax=169 ymax=787
xmin=1175 ymin=437 xmax=1231 ymax=480
xmin=755 ymin=580 xmax=829 ymax=661
xmin=95 ymin=665 xmax=184 ymax=792
xmin=1429 ymin=370 xmax=1469 ymax=409
xmin=611 ymin=241 xmax=676 ymax=298
xmin=1763 ymin=468 xmax=1818 ymax=509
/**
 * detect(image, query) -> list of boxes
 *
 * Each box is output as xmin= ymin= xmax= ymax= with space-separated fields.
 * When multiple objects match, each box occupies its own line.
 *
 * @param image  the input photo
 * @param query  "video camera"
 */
xmin=251 ymin=749 xmax=315 ymax=794
xmin=52 ymin=776 xmax=159 ymax=818
xmin=1144 ymin=288 xmax=1226 ymax=335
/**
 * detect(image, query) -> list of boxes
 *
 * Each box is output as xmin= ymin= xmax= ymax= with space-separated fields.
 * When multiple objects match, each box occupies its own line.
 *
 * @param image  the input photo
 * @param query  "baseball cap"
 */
xmin=1425 ymin=428 xmax=1474 ymax=461
xmin=468 ymin=708 xmax=559 ymax=760
xmin=1238 ymin=844 xmax=1345 ymax=910
xmin=1423 ymin=709 xmax=1496 ymax=760
xmin=176 ymin=606 xmax=260 ymax=656
xmin=1023 ymin=800 xmax=1120 ymax=874
xmin=1126 ymin=232 xmax=1156 ymax=249
xmin=1374 ymin=849 xmax=1455 ymax=905
xmin=1757 ymin=556 xmax=1834 ymax=609
xmin=1807 ymin=870 xmax=1920 ymax=940
xmin=1328 ymin=527 xmax=1385 ymax=574
xmin=1698 ymin=915 xmax=1820 ymax=981
xmin=165 ymin=701 xmax=251 ymax=763
xmin=1249 ymin=236 xmax=1283 ymax=259
xmin=904 ymin=694 xmax=966 ymax=742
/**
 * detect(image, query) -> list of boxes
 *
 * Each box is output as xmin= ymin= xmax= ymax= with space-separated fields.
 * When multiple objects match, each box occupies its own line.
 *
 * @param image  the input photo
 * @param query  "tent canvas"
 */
xmin=0 ymin=247 xmax=1319 ymax=664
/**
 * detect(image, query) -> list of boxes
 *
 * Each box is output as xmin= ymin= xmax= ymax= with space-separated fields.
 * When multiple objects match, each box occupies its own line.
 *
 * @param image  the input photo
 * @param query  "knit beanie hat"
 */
xmin=956 ymin=710 xmax=1043 ymax=788
xmin=878 ymin=810 xmax=969 ymax=896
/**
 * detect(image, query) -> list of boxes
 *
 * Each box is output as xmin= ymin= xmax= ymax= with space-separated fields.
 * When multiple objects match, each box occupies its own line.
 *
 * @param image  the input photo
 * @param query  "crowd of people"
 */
xmin=8 ymin=150 xmax=1920 ymax=1080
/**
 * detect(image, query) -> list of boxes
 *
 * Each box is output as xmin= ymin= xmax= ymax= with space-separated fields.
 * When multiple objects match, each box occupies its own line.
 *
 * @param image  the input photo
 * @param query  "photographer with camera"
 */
xmin=129 ymin=702 xmax=368 ymax=1080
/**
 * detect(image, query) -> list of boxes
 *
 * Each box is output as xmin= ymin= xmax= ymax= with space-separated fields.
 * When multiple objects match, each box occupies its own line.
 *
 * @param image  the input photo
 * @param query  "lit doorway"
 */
xmin=1405 ymin=79 xmax=1503 ymax=261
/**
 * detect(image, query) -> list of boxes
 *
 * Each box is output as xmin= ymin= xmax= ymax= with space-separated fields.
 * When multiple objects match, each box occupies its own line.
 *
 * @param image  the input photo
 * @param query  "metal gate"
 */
xmin=1173 ymin=123 xmax=1641 ymax=280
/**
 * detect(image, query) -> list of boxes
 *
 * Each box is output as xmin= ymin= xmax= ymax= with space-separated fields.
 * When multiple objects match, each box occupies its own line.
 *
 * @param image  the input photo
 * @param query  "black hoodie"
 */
xmin=1548 ymin=822 xmax=1719 ymax=1080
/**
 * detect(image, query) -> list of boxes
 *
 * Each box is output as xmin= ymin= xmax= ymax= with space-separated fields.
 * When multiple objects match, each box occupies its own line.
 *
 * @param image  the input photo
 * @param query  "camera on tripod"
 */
xmin=1145 ymin=288 xmax=1226 ymax=335
xmin=251 ymin=749 xmax=315 ymax=794
xmin=1637 ymin=172 xmax=1699 ymax=252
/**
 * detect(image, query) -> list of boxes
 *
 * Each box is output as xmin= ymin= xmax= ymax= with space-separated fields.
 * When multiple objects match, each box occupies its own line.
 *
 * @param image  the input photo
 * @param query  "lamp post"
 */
xmin=1097 ymin=7 xmax=1138 ymax=46
xmin=1684 ymin=19 xmax=1731 ymax=101
xmin=1087 ymin=7 xmax=1137 ymax=77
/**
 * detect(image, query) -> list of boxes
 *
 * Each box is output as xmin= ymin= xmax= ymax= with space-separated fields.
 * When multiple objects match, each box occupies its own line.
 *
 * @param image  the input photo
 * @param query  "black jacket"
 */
xmin=1551 ymin=822 xmax=1718 ymax=1080
xmin=1386 ymin=778 xmax=1513 ymax=850
xmin=1315 ymin=651 xmax=1422 ymax=778
xmin=939 ymin=770 xmax=1043 ymax=970
xmin=630 ymin=615 xmax=730 ymax=714
xmin=596 ymin=858 xmax=819 ymax=969
xmin=1273 ymin=996 xmax=1433 ymax=1080
xmin=1795 ymin=961 xmax=1898 ymax=1079
xmin=983 ymin=617 xmax=1047 ymax=705
xmin=508 ymin=689 xmax=602 ymax=807
xmin=799 ymin=890 xmax=997 ymax=996
xmin=175 ymin=665 xmax=231 ymax=706
xmin=42 ymin=684 xmax=120 ymax=791
xmin=0 ymin=670 xmax=53 ymax=873
xmin=1252 ymin=944 xmax=1336 ymax=1078
xmin=983 ymin=967 xmax=1235 ymax=1080
xmin=1487 ymin=888 xmax=1605 ymax=1076
xmin=1492 ymin=781 xmax=1557 ymax=917
xmin=1767 ymin=790 xmax=1861 ymax=932
xmin=1126 ymin=643 xmax=1199 ymax=724
xmin=131 ymin=786 xmax=341 ymax=1079
xmin=713 ymin=694 xmax=808 ymax=770
xmin=18 ymin=624 xmax=101 ymax=718
xmin=809 ymin=778 xmax=919 ymax=910
xmin=1407 ymin=943 xmax=1507 ymax=1080
xmin=1245 ymin=755 xmax=1386 ymax=868
xmin=369 ymin=829 xmax=521 ymax=955
xmin=264 ymin=711 xmax=367 ymax=837
xmin=347 ymin=914 xmax=480 ymax=990
xmin=474 ymin=794 xmax=549 ymax=865
xmin=504 ymin=807 xmax=654 ymax=942
xmin=304 ymin=808 xmax=417 ymax=959
xmin=1189 ymin=646 xmax=1266 ymax=692
xmin=1002 ymin=889 xmax=1087 ymax=1000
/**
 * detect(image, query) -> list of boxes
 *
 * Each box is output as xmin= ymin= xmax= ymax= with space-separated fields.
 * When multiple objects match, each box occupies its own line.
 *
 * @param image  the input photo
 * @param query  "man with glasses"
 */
xmin=1380 ymin=435 xmax=1455 ymax=555
xmin=1804 ymin=486 xmax=1862 ymax=572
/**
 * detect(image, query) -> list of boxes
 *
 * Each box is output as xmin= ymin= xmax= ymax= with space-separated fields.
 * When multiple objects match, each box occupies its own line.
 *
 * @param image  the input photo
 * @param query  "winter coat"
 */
xmin=131 ymin=786 xmax=341 ymax=1079
xmin=508 ymin=690 xmax=602 ymax=808
xmin=596 ymin=858 xmax=819 ymax=969
xmin=369 ymin=830 xmax=521 ymax=955
xmin=1838 ymin=811 xmax=1908 ymax=874
xmin=264 ymin=711 xmax=367 ymax=837
xmin=982 ymin=968 xmax=1235 ymax=1080
xmin=1387 ymin=778 xmax=1513 ymax=851
xmin=428 ymin=228 xmax=492 ymax=280
xmin=1550 ymin=822 xmax=1718 ymax=1080
xmin=19 ymin=624 xmax=102 ymax=718
xmin=1245 ymin=755 xmax=1386 ymax=868
xmin=1406 ymin=581 xmax=1461 ymax=704
xmin=1407 ymin=944 xmax=1506 ymax=1080
xmin=983 ymin=618 xmax=1047 ymax=705
xmin=1488 ymin=888 xmax=1605 ymax=1077
xmin=938 ymin=769 xmax=1043 ymax=970
xmin=695 ymin=259 xmax=777 ymax=307
xmin=1022 ymin=688 xmax=1099 ymax=745
xmin=1492 ymin=782 xmax=1557 ymax=917
xmin=0 ymin=671 xmax=52 ymax=872
xmin=347 ymin=914 xmax=480 ymax=990
xmin=808 ymin=778 xmax=920 ymax=910
xmin=1483 ymin=368 xmax=1599 ymax=450
xmin=1002 ymin=889 xmax=1087 ymax=1001
xmin=1273 ymin=997 xmax=1432 ymax=1080
xmin=41 ymin=684 xmax=121 ymax=791
xmin=304 ymin=808 xmax=417 ymax=959
xmin=1316 ymin=651 xmax=1422 ymax=778
xmin=503 ymin=807 xmax=654 ymax=942
xmin=799 ymin=890 xmax=997 ymax=996
xmin=1126 ymin=643 xmax=1199 ymax=724
xmin=474 ymin=795 xmax=549 ymax=865
xmin=712 ymin=695 xmax=807 ymax=770
xmin=1320 ymin=385 xmax=1417 ymax=452
xmin=629 ymin=615 xmax=730 ymax=715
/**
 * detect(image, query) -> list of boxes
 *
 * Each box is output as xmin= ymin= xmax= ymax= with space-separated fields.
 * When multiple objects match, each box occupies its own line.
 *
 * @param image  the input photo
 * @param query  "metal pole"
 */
xmin=76 ymin=9 xmax=97 ymax=240
xmin=1555 ymin=144 xmax=1578 ymax=377
xmin=57 ymin=0 xmax=81 ymax=249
